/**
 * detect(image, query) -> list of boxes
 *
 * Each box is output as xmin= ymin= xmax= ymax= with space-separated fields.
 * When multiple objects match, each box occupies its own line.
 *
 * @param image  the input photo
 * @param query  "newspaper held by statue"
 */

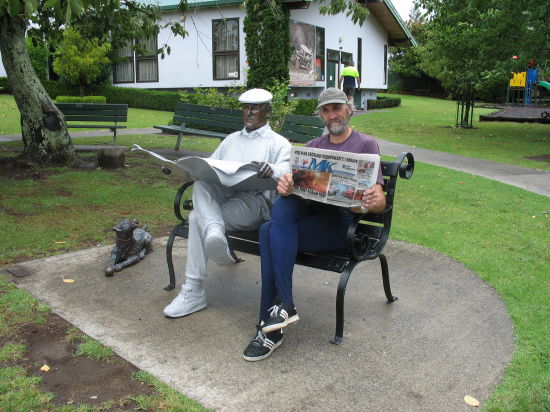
xmin=131 ymin=144 xmax=277 ymax=191
xmin=291 ymin=146 xmax=380 ymax=209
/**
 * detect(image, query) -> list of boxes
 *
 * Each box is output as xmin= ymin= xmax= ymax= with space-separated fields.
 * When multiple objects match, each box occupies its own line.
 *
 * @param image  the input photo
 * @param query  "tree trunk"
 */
xmin=0 ymin=14 xmax=79 ymax=166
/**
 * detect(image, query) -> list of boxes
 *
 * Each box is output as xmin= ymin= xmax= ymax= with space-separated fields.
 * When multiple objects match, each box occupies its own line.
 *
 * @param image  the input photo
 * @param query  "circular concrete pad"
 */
xmin=11 ymin=238 xmax=514 ymax=411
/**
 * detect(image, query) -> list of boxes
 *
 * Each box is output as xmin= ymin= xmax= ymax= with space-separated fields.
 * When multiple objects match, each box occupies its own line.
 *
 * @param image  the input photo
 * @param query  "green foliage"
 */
xmin=25 ymin=37 xmax=48 ymax=80
xmin=317 ymin=0 xmax=369 ymax=25
xmin=178 ymin=87 xmax=242 ymax=109
xmin=244 ymin=0 xmax=292 ymax=89
xmin=0 ymin=366 xmax=53 ymax=411
xmin=267 ymin=79 xmax=297 ymax=130
xmin=0 ymin=77 xmax=11 ymax=93
xmin=55 ymin=95 xmax=106 ymax=103
xmin=75 ymin=336 xmax=115 ymax=362
xmin=96 ymin=86 xmax=180 ymax=111
xmin=366 ymin=96 xmax=401 ymax=110
xmin=52 ymin=27 xmax=110 ymax=96
xmin=292 ymin=99 xmax=318 ymax=116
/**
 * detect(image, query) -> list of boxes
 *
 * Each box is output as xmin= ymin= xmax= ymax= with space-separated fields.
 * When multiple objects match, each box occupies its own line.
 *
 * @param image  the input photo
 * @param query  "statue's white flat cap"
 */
xmin=238 ymin=88 xmax=273 ymax=104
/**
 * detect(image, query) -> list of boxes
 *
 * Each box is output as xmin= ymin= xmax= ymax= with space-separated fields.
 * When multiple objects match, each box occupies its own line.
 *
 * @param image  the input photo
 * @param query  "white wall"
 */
xmin=119 ymin=5 xmax=247 ymax=89
xmin=121 ymin=2 xmax=390 ymax=99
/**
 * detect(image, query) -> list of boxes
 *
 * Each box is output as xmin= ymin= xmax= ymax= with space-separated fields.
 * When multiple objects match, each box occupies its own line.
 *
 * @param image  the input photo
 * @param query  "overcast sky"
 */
xmin=390 ymin=0 xmax=415 ymax=21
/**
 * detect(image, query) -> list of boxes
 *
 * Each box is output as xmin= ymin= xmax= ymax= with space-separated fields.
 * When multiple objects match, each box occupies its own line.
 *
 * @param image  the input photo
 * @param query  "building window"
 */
xmin=341 ymin=52 xmax=353 ymax=66
xmin=315 ymin=27 xmax=325 ymax=81
xmin=384 ymin=44 xmax=388 ymax=85
xmin=136 ymin=37 xmax=159 ymax=82
xmin=113 ymin=42 xmax=134 ymax=83
xmin=113 ymin=37 xmax=159 ymax=84
xmin=212 ymin=18 xmax=240 ymax=80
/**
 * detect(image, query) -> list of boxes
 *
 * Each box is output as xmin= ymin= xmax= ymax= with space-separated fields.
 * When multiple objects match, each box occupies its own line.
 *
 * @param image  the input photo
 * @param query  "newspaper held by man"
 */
xmin=131 ymin=144 xmax=277 ymax=191
xmin=291 ymin=146 xmax=380 ymax=209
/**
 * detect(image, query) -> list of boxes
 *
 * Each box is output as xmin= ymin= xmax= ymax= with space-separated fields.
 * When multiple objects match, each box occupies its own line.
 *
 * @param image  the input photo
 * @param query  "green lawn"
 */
xmin=1 ymin=92 xmax=549 ymax=411
xmin=0 ymin=94 xmax=173 ymax=135
xmin=351 ymin=94 xmax=550 ymax=169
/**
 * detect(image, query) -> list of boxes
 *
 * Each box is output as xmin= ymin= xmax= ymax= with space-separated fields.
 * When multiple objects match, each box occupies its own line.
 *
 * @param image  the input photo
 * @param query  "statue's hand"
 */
xmin=252 ymin=161 xmax=274 ymax=178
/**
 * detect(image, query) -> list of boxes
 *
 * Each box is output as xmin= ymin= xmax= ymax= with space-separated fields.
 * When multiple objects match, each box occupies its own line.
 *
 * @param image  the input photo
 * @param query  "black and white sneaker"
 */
xmin=261 ymin=303 xmax=299 ymax=334
xmin=243 ymin=324 xmax=283 ymax=362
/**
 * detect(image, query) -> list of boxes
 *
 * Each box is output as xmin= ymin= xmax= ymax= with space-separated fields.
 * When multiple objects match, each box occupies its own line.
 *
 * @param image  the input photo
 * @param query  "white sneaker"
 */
xmin=205 ymin=227 xmax=235 ymax=266
xmin=163 ymin=284 xmax=207 ymax=318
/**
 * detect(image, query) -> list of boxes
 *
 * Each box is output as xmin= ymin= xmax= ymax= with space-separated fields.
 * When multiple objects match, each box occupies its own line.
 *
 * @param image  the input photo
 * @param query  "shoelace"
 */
xmin=253 ymin=330 xmax=267 ymax=346
xmin=268 ymin=304 xmax=287 ymax=320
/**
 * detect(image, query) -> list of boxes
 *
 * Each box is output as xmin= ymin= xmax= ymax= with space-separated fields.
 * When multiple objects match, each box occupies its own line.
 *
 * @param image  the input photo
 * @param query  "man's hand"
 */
xmin=252 ymin=161 xmax=274 ymax=178
xmin=277 ymin=173 xmax=294 ymax=196
xmin=360 ymin=184 xmax=386 ymax=213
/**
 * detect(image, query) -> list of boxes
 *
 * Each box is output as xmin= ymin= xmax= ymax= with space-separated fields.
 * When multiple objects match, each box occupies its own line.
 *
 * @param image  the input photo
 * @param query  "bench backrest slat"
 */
xmin=55 ymin=103 xmax=128 ymax=122
xmin=280 ymin=114 xmax=324 ymax=143
xmin=173 ymin=102 xmax=243 ymax=134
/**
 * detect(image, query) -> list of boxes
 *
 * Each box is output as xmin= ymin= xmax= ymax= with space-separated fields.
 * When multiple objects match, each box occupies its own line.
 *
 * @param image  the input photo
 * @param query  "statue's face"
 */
xmin=242 ymin=103 xmax=270 ymax=132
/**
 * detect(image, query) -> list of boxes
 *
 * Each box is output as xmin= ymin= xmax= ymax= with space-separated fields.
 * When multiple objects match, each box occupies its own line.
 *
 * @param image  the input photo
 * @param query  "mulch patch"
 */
xmin=2 ymin=311 xmax=157 ymax=410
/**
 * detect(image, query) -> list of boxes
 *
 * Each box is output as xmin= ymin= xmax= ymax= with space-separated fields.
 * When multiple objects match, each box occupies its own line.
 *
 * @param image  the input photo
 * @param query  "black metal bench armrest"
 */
xmin=173 ymin=181 xmax=195 ymax=221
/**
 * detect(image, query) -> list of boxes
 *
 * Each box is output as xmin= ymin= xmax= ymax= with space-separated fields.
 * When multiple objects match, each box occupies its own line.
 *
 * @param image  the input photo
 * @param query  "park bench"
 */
xmin=163 ymin=151 xmax=415 ymax=344
xmin=154 ymin=103 xmax=243 ymax=151
xmin=154 ymin=103 xmax=326 ymax=150
xmin=55 ymin=103 xmax=128 ymax=145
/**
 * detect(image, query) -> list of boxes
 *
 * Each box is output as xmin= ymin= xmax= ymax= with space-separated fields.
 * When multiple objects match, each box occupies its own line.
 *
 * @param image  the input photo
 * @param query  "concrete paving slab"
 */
xmin=7 ymin=237 xmax=514 ymax=411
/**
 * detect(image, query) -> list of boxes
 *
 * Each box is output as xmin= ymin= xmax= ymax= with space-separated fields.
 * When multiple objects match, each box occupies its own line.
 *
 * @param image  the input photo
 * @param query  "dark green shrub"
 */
xmin=179 ymin=87 xmax=241 ymax=109
xmin=55 ymin=96 xmax=107 ymax=103
xmin=0 ymin=77 xmax=11 ymax=93
xmin=95 ymin=86 xmax=180 ymax=111
xmin=366 ymin=96 xmax=401 ymax=110
xmin=293 ymin=99 xmax=318 ymax=116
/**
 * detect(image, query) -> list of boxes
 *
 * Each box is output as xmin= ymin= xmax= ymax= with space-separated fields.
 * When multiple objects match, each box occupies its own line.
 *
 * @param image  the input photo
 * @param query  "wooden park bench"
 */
xmin=56 ymin=103 xmax=128 ymax=145
xmin=163 ymin=151 xmax=415 ymax=344
xmin=154 ymin=103 xmax=243 ymax=151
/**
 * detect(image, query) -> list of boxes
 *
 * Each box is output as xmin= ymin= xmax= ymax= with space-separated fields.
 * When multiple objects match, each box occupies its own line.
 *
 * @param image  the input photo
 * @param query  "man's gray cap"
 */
xmin=317 ymin=88 xmax=348 ymax=108
xmin=239 ymin=88 xmax=273 ymax=104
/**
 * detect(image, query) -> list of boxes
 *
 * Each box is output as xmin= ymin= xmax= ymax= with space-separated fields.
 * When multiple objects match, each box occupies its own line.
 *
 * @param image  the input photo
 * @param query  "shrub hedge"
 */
xmin=366 ymin=96 xmax=401 ymax=110
xmin=55 ymin=95 xmax=107 ymax=103
xmin=293 ymin=98 xmax=318 ymax=116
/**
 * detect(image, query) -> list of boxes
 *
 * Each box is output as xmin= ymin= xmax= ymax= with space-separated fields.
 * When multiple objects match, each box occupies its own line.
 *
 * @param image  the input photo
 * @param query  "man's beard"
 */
xmin=325 ymin=116 xmax=349 ymax=135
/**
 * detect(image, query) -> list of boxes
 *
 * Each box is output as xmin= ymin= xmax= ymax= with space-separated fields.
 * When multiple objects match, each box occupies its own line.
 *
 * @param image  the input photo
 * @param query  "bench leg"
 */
xmin=165 ymin=226 xmax=180 ymax=291
xmin=175 ymin=133 xmax=183 ymax=151
xmin=379 ymin=254 xmax=398 ymax=303
xmin=113 ymin=128 xmax=117 ymax=146
xmin=330 ymin=262 xmax=358 ymax=345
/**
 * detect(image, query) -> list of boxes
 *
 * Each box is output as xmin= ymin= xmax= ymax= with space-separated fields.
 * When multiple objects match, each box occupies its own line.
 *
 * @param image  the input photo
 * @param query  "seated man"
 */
xmin=164 ymin=88 xmax=292 ymax=318
xmin=243 ymin=88 xmax=386 ymax=361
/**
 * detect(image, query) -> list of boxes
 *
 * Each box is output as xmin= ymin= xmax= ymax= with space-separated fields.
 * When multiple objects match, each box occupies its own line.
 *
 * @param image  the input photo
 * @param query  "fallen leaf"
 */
xmin=464 ymin=395 xmax=480 ymax=407
xmin=62 ymin=277 xmax=76 ymax=283
xmin=55 ymin=241 xmax=66 ymax=244
xmin=40 ymin=363 xmax=50 ymax=372
xmin=458 ymin=181 xmax=465 ymax=184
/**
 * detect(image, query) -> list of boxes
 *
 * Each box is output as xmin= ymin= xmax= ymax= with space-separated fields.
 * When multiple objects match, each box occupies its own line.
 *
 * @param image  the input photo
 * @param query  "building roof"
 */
xmin=154 ymin=0 xmax=415 ymax=46
xmin=365 ymin=0 xmax=416 ymax=46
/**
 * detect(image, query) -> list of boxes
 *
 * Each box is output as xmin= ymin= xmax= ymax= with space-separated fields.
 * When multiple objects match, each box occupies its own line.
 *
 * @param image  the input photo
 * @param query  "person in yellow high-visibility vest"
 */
xmin=339 ymin=62 xmax=360 ymax=107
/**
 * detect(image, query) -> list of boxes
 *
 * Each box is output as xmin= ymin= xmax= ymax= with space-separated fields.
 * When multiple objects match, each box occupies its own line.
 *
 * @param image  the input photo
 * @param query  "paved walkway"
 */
xmin=0 ymin=126 xmax=543 ymax=410
xmin=9 ymin=239 xmax=514 ymax=411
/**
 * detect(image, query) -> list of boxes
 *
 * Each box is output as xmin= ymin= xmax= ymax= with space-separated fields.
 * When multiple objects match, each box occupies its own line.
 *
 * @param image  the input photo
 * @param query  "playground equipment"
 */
xmin=506 ymin=60 xmax=546 ymax=105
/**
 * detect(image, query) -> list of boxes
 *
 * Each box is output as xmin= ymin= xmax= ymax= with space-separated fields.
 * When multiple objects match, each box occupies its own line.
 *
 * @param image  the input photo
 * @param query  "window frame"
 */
xmin=315 ymin=26 xmax=325 ymax=81
xmin=212 ymin=17 xmax=240 ymax=81
xmin=136 ymin=36 xmax=159 ymax=83
xmin=113 ymin=41 xmax=135 ymax=84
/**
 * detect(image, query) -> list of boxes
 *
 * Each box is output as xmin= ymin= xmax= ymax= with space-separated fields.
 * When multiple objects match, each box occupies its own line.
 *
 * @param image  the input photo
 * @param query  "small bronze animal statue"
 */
xmin=105 ymin=219 xmax=153 ymax=277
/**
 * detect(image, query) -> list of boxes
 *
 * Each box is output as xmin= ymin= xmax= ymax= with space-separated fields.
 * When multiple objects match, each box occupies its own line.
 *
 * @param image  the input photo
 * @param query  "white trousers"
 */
xmin=185 ymin=180 xmax=270 ymax=281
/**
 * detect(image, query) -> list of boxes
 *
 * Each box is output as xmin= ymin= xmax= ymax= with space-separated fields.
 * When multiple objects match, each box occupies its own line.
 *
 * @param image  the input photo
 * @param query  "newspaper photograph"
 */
xmin=291 ymin=146 xmax=380 ymax=208
xmin=131 ymin=145 xmax=277 ymax=191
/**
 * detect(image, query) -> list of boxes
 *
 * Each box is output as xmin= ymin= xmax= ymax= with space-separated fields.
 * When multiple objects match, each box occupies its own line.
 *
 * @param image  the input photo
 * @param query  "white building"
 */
xmin=0 ymin=0 xmax=414 ymax=108
xmin=113 ymin=0 xmax=414 ymax=108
